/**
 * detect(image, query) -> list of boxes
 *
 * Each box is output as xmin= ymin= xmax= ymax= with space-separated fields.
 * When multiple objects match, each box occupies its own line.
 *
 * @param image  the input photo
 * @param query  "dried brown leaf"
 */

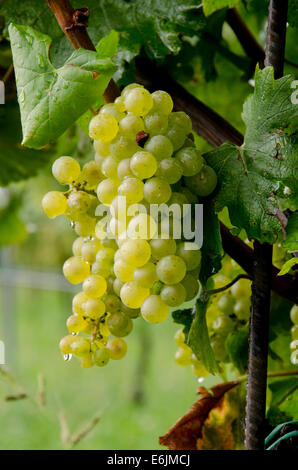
xmin=159 ymin=381 xmax=239 ymax=450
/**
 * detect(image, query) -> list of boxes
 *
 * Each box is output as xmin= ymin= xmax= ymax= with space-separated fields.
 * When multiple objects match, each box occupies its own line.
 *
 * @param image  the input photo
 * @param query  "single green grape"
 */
xmin=143 ymin=177 xmax=172 ymax=204
xmin=185 ymin=165 xmax=217 ymax=197
xmin=130 ymin=151 xmax=157 ymax=179
xmin=63 ymin=256 xmax=90 ymax=284
xmin=83 ymin=274 xmax=107 ymax=299
xmin=156 ymin=255 xmax=186 ymax=285
xmin=151 ymin=90 xmax=173 ymax=114
xmin=42 ymin=191 xmax=68 ymax=218
xmin=290 ymin=305 xmax=298 ymax=324
xmin=52 ymin=156 xmax=81 ymax=184
xmin=150 ymin=239 xmax=176 ymax=260
xmin=133 ymin=262 xmax=157 ymax=288
xmin=120 ymin=281 xmax=149 ymax=309
xmin=160 ymin=283 xmax=186 ymax=307
xmin=144 ymin=111 xmax=168 ymax=136
xmin=141 ymin=294 xmax=169 ymax=323
xmin=89 ymin=113 xmax=118 ymax=142
xmin=175 ymin=147 xmax=203 ymax=176
xmin=107 ymin=338 xmax=127 ymax=360
xmin=93 ymin=348 xmax=110 ymax=367
xmin=156 ymin=158 xmax=183 ymax=184
xmin=144 ymin=135 xmax=174 ymax=161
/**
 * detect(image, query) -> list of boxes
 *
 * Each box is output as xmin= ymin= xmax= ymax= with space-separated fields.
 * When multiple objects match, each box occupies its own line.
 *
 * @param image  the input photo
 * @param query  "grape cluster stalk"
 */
xmin=42 ymin=84 xmax=218 ymax=369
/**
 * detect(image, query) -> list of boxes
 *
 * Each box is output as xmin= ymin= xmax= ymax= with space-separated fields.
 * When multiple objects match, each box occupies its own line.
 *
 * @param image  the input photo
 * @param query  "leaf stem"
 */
xmin=206 ymin=274 xmax=252 ymax=295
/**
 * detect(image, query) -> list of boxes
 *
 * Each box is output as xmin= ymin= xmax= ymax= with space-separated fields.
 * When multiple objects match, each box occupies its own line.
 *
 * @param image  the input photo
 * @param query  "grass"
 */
xmin=0 ymin=286 xmax=218 ymax=450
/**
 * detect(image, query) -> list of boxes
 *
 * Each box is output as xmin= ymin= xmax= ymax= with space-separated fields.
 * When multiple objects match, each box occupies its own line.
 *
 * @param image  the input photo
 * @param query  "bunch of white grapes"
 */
xmin=42 ymin=83 xmax=218 ymax=369
xmin=173 ymin=257 xmax=252 ymax=378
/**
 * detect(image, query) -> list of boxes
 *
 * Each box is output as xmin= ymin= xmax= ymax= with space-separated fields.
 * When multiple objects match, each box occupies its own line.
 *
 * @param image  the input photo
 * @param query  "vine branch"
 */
xmin=207 ymin=274 xmax=252 ymax=295
xmin=245 ymin=0 xmax=289 ymax=451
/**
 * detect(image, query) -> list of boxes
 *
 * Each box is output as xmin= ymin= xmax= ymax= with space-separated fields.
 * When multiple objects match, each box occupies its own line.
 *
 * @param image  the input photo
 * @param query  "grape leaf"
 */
xmin=225 ymin=326 xmax=249 ymax=374
xmin=2 ymin=0 xmax=207 ymax=71
xmin=283 ymin=212 xmax=298 ymax=253
xmin=203 ymin=0 xmax=239 ymax=17
xmin=269 ymin=378 xmax=298 ymax=408
xmin=0 ymin=102 xmax=54 ymax=185
xmin=9 ymin=24 xmax=117 ymax=149
xmin=159 ymin=380 xmax=239 ymax=450
xmin=205 ymin=67 xmax=298 ymax=243
xmin=188 ymin=296 xmax=220 ymax=374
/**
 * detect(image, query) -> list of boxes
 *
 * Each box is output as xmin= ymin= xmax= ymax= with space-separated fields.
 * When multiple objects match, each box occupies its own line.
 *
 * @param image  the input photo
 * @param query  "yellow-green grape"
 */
xmin=175 ymin=346 xmax=192 ymax=366
xmin=42 ymin=191 xmax=67 ymax=218
xmin=290 ymin=339 xmax=298 ymax=351
xmin=124 ymin=87 xmax=153 ymax=116
xmin=94 ymin=139 xmax=110 ymax=157
xmin=151 ymin=90 xmax=173 ymax=114
xmin=143 ymin=177 xmax=172 ymax=204
xmin=114 ymin=95 xmax=126 ymax=112
xmin=180 ymin=186 xmax=198 ymax=204
xmin=93 ymin=348 xmax=110 ymax=367
xmin=291 ymin=325 xmax=298 ymax=340
xmin=113 ymin=278 xmax=124 ymax=296
xmin=80 ymin=161 xmax=103 ymax=189
xmin=74 ymin=216 xmax=96 ymax=237
xmin=101 ymin=238 xmax=118 ymax=250
xmin=175 ymin=147 xmax=203 ymax=176
xmin=167 ymin=125 xmax=187 ymax=151
xmin=290 ymin=305 xmax=298 ymax=324
xmin=120 ymin=281 xmax=149 ymax=309
xmin=120 ymin=239 xmax=151 ymax=267
xmin=114 ymin=258 xmax=135 ymax=282
xmin=191 ymin=358 xmax=209 ymax=378
xmin=185 ymin=165 xmax=218 ymax=197
xmin=66 ymin=190 xmax=92 ymax=219
xmin=91 ymin=261 xmax=110 ymax=278
xmin=100 ymin=103 xmax=125 ymax=122
xmin=72 ymin=237 xmax=85 ymax=257
xmin=52 ymin=156 xmax=81 ymax=184
xmin=133 ymin=262 xmax=157 ymax=288
xmin=110 ymin=135 xmax=139 ymax=160
xmin=59 ymin=335 xmax=77 ymax=354
xmin=160 ymin=283 xmax=186 ymax=307
xmin=109 ymin=217 xmax=127 ymax=237
xmin=144 ymin=111 xmax=168 ymax=136
xmin=181 ymin=274 xmax=199 ymax=301
xmin=89 ymin=113 xmax=118 ymax=142
xmin=97 ymin=178 xmax=119 ymax=205
xmin=101 ymin=155 xmax=119 ymax=179
xmin=107 ymin=312 xmax=133 ymax=337
xmin=79 ymin=353 xmax=94 ymax=368
xmin=81 ymin=320 xmax=95 ymax=335
xmin=118 ymin=115 xmax=144 ymax=138
xmin=212 ymin=315 xmax=234 ymax=335
xmin=121 ymin=304 xmax=140 ymax=319
xmin=121 ymin=83 xmax=144 ymax=98
xmin=81 ymin=239 xmax=102 ymax=263
xmin=156 ymin=255 xmax=186 ymax=285
xmin=63 ymin=256 xmax=90 ymax=284
xmin=217 ymin=293 xmax=235 ymax=315
xmin=156 ymin=158 xmax=183 ymax=184
xmin=71 ymin=337 xmax=91 ymax=357
xmin=176 ymin=242 xmax=201 ymax=271
xmin=107 ymin=338 xmax=127 ymax=360
xmin=118 ymin=177 xmax=144 ymax=204
xmin=95 ymin=247 xmax=115 ymax=269
xmin=141 ymin=294 xmax=169 ymax=323
xmin=174 ymin=329 xmax=185 ymax=346
xmin=117 ymin=158 xmax=134 ymax=180
xmin=130 ymin=151 xmax=157 ymax=179
xmin=127 ymin=213 xmax=157 ymax=240
xmin=104 ymin=294 xmax=121 ymax=313
xmin=233 ymin=299 xmax=250 ymax=321
xmin=66 ymin=314 xmax=88 ymax=333
xmin=168 ymin=112 xmax=192 ymax=134
xmin=72 ymin=291 xmax=89 ymax=316
xmin=211 ymin=336 xmax=228 ymax=361
xmin=83 ymin=274 xmax=107 ymax=299
xmin=290 ymin=349 xmax=298 ymax=365
xmin=144 ymin=135 xmax=173 ymax=161
xmin=231 ymin=278 xmax=251 ymax=299
xmin=150 ymin=239 xmax=176 ymax=260
xmin=83 ymin=298 xmax=106 ymax=320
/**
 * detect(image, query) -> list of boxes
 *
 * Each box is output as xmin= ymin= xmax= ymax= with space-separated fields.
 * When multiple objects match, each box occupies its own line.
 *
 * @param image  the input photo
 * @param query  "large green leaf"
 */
xmin=9 ymin=24 xmax=117 ymax=149
xmin=0 ymin=102 xmax=54 ymax=185
xmin=205 ymin=67 xmax=298 ymax=243
xmin=2 ymin=0 xmax=206 ymax=69
xmin=225 ymin=326 xmax=249 ymax=374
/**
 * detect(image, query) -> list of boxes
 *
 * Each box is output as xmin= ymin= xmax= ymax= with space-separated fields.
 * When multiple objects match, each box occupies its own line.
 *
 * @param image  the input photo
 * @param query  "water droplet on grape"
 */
xmin=63 ymin=354 xmax=72 ymax=361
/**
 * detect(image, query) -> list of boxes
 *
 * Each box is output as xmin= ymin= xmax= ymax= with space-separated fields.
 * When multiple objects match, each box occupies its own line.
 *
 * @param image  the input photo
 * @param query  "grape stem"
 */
xmin=45 ymin=0 xmax=120 ymax=102
xmin=244 ymin=0 xmax=289 ymax=451
xmin=236 ymin=368 xmax=298 ymax=383
xmin=206 ymin=274 xmax=252 ymax=295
